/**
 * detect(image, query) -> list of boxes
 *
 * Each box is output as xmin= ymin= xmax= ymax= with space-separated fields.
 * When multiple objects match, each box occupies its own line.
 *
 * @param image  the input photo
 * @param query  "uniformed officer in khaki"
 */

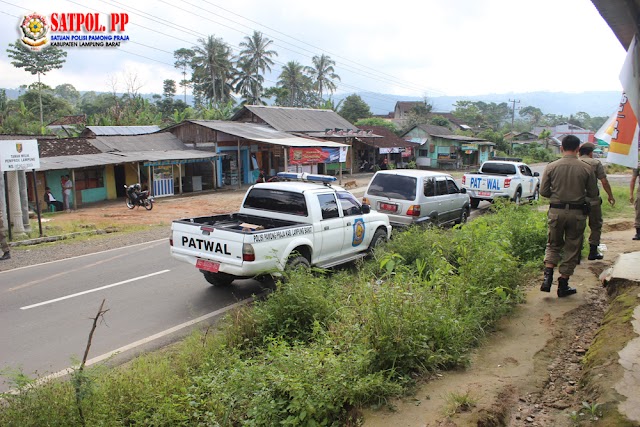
xmin=578 ymin=142 xmax=615 ymax=259
xmin=540 ymin=135 xmax=598 ymax=297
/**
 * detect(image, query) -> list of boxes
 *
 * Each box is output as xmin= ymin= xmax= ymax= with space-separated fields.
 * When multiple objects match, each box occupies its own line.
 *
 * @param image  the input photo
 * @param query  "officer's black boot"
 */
xmin=633 ymin=228 xmax=640 ymax=240
xmin=557 ymin=277 xmax=577 ymax=297
xmin=588 ymin=244 xmax=604 ymax=260
xmin=540 ymin=267 xmax=553 ymax=292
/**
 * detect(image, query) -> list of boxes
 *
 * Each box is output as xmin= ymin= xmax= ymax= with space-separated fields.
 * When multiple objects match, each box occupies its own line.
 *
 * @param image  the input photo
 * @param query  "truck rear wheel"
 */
xmin=286 ymin=255 xmax=310 ymax=272
xmin=201 ymin=271 xmax=234 ymax=287
xmin=512 ymin=189 xmax=522 ymax=205
xmin=470 ymin=198 xmax=480 ymax=209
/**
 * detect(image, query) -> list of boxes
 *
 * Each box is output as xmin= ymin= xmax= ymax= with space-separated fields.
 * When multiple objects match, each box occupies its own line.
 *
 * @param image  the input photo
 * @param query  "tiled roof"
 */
xmin=356 ymin=126 xmax=414 ymax=148
xmin=37 ymin=138 xmax=102 ymax=157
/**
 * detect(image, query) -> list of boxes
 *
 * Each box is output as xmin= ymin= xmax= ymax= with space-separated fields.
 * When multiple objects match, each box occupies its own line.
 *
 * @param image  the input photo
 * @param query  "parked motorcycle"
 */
xmin=125 ymin=184 xmax=154 ymax=210
xmin=359 ymin=160 xmax=374 ymax=172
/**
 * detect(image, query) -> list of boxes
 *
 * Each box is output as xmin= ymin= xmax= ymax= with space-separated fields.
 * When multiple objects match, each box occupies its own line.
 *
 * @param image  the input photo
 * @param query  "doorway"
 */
xmin=114 ymin=165 xmax=126 ymax=197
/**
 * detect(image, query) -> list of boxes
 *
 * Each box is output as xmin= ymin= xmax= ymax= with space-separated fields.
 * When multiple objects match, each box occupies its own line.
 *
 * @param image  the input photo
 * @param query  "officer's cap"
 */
xmin=581 ymin=142 xmax=596 ymax=150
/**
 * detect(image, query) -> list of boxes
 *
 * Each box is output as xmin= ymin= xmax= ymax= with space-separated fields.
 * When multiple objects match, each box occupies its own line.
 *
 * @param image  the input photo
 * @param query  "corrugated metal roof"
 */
xmin=91 ymin=133 xmax=186 ymax=152
xmin=356 ymin=125 xmax=414 ymax=148
xmin=37 ymin=150 xmax=219 ymax=171
xmin=186 ymin=121 xmax=348 ymax=147
xmin=234 ymin=105 xmax=356 ymax=133
xmin=84 ymin=126 xmax=161 ymax=136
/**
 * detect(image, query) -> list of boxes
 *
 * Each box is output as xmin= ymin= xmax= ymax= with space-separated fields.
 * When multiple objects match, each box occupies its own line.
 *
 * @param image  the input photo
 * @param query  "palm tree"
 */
xmin=278 ymin=61 xmax=309 ymax=107
xmin=235 ymin=31 xmax=277 ymax=105
xmin=191 ymin=36 xmax=234 ymax=106
xmin=305 ymin=54 xmax=340 ymax=103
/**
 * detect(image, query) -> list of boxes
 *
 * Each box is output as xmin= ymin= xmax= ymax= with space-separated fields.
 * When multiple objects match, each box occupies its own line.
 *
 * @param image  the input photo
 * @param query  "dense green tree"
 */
xmin=355 ymin=117 xmax=398 ymax=133
xmin=53 ymin=83 xmax=80 ymax=106
xmin=401 ymin=100 xmax=433 ymax=132
xmin=430 ymin=115 xmax=450 ymax=127
xmin=305 ymin=54 xmax=340 ymax=103
xmin=263 ymin=86 xmax=290 ymax=106
xmin=235 ymin=31 xmax=277 ymax=105
xmin=19 ymin=87 xmax=74 ymax=124
xmin=519 ymin=106 xmax=543 ymax=126
xmin=6 ymin=40 xmax=67 ymax=126
xmin=163 ymin=79 xmax=177 ymax=99
xmin=191 ymin=35 xmax=235 ymax=106
xmin=338 ymin=94 xmax=372 ymax=124
xmin=452 ymin=100 xmax=509 ymax=131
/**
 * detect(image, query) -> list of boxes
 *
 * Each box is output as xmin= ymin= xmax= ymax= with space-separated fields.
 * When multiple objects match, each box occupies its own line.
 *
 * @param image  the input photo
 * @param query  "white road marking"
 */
xmin=27 ymin=296 xmax=260 ymax=388
xmin=0 ymin=238 xmax=168 ymax=275
xmin=20 ymin=270 xmax=170 ymax=310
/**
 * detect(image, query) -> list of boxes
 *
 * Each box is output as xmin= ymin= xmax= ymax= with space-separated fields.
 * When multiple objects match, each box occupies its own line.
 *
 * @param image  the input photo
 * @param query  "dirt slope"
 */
xmin=363 ymin=221 xmax=638 ymax=427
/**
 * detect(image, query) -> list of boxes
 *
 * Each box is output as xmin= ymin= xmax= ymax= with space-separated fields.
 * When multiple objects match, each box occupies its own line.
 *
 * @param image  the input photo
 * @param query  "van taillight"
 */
xmin=406 ymin=205 xmax=421 ymax=216
xmin=242 ymin=243 xmax=255 ymax=262
xmin=504 ymin=178 xmax=511 ymax=188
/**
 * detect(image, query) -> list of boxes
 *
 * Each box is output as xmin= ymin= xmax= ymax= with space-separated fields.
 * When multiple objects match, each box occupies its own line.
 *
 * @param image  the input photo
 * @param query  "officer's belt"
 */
xmin=549 ymin=203 xmax=584 ymax=210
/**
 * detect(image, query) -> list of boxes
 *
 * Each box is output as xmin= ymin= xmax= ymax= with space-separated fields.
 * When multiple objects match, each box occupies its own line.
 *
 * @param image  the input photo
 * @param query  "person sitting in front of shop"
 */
xmin=44 ymin=187 xmax=64 ymax=212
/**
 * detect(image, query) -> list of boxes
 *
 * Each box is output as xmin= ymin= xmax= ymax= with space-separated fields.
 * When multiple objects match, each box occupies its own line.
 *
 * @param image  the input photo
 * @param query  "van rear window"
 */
xmin=367 ymin=174 xmax=417 ymax=201
xmin=243 ymin=188 xmax=308 ymax=216
xmin=480 ymin=163 xmax=516 ymax=175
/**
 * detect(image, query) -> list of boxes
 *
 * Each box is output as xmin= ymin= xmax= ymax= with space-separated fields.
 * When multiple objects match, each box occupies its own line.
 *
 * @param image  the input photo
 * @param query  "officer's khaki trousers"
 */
xmin=544 ymin=207 xmax=587 ymax=276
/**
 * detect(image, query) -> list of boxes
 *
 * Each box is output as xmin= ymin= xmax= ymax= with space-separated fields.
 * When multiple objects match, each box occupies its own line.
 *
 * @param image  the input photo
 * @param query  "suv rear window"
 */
xmin=367 ymin=174 xmax=417 ymax=201
xmin=243 ymin=188 xmax=308 ymax=216
xmin=480 ymin=163 xmax=516 ymax=175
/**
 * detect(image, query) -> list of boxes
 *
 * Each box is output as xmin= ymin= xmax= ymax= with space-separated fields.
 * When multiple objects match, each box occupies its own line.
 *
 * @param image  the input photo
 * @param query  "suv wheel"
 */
xmin=456 ymin=208 xmax=469 ymax=225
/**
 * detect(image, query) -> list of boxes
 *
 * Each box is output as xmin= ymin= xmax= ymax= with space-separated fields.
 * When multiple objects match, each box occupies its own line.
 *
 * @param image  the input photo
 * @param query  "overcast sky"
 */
xmin=0 ymin=0 xmax=628 ymax=114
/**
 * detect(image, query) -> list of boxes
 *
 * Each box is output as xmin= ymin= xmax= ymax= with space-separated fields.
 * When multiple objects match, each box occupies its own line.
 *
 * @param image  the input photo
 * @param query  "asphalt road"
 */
xmin=0 ymin=172 xmax=518 ymax=391
xmin=0 ymin=239 xmax=268 ymax=391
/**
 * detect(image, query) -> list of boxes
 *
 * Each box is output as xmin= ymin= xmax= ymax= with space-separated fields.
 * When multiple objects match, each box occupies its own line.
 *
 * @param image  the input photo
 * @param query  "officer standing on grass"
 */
xmin=540 ymin=135 xmax=599 ymax=297
xmin=630 ymin=167 xmax=640 ymax=240
xmin=578 ymin=142 xmax=615 ymax=260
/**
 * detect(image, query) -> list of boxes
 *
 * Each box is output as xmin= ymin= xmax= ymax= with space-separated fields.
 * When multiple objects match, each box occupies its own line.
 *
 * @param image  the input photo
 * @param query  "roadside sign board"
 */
xmin=0 ymin=140 xmax=41 ymax=171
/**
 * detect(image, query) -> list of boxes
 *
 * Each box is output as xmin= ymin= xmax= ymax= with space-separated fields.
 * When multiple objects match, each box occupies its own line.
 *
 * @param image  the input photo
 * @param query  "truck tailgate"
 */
xmin=171 ymin=222 xmax=245 ymax=267
xmin=466 ymin=175 xmax=505 ymax=193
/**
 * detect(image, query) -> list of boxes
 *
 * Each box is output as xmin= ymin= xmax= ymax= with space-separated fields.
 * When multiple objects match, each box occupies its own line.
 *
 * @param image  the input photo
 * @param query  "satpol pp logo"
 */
xmin=20 ymin=13 xmax=49 ymax=50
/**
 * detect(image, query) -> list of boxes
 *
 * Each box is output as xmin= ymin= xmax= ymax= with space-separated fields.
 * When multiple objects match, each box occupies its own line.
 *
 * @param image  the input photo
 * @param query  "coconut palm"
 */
xmin=305 ymin=54 xmax=340 ymax=103
xmin=235 ymin=31 xmax=277 ymax=105
xmin=191 ymin=36 xmax=235 ymax=106
xmin=277 ymin=61 xmax=312 ymax=107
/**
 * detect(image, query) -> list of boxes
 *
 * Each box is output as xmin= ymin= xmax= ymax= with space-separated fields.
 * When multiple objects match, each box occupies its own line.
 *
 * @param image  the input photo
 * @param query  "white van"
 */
xmin=363 ymin=170 xmax=470 ymax=227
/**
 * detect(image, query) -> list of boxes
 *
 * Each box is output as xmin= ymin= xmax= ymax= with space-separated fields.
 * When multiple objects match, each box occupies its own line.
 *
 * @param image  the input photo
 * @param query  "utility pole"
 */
xmin=509 ymin=99 xmax=520 ymax=155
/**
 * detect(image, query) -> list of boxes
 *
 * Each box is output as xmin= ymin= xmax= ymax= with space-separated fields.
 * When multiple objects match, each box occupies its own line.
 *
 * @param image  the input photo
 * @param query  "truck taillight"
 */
xmin=406 ymin=205 xmax=421 ymax=216
xmin=504 ymin=178 xmax=511 ymax=188
xmin=242 ymin=243 xmax=255 ymax=262
xmin=462 ymin=175 xmax=466 ymax=185
xmin=170 ymin=238 xmax=173 ymax=246
xmin=362 ymin=197 xmax=370 ymax=205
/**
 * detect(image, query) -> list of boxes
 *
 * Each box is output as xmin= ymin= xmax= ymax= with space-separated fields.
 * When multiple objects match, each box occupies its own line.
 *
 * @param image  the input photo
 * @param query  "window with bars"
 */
xmin=74 ymin=167 xmax=105 ymax=190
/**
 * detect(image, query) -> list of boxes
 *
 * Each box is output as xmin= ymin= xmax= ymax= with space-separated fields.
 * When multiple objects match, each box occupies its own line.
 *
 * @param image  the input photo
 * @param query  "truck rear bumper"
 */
xmin=466 ymin=190 xmax=510 ymax=200
xmin=171 ymin=251 xmax=277 ymax=278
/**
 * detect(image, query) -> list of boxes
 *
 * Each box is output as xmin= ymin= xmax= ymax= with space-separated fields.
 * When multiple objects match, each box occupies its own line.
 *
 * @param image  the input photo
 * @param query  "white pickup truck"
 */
xmin=170 ymin=173 xmax=391 ymax=286
xmin=461 ymin=159 xmax=540 ymax=208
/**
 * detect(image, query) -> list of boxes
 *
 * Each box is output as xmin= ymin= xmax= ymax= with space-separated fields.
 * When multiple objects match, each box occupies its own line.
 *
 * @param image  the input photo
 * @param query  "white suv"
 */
xmin=363 ymin=170 xmax=470 ymax=227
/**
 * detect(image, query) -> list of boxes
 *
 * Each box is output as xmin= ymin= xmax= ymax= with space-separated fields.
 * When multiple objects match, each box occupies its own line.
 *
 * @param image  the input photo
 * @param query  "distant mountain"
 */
xmin=334 ymin=91 xmax=622 ymax=118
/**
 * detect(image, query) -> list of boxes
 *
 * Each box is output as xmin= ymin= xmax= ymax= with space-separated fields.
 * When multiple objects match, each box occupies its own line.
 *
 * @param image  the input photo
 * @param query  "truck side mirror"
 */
xmin=460 ymin=188 xmax=467 ymax=194
xmin=361 ymin=204 xmax=371 ymax=214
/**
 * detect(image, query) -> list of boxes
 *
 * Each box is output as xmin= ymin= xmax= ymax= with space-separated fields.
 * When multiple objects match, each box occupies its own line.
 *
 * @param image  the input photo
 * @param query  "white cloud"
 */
xmin=0 ymin=0 xmax=627 ymax=99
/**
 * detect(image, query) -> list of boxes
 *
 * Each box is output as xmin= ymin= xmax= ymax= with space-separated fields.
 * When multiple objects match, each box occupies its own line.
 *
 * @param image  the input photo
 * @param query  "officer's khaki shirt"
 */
xmin=579 ymin=154 xmax=606 ymax=203
xmin=540 ymin=154 xmax=599 ymax=204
